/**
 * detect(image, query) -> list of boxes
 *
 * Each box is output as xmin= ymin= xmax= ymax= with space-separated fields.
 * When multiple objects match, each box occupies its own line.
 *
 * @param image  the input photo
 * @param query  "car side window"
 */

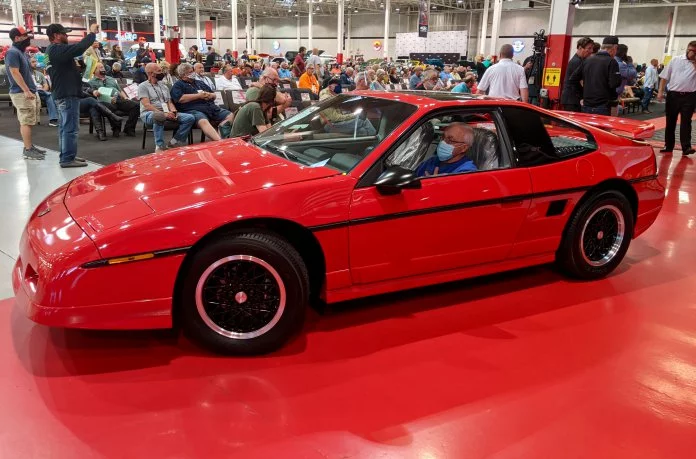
xmin=501 ymin=106 xmax=597 ymax=167
xmin=384 ymin=111 xmax=510 ymax=178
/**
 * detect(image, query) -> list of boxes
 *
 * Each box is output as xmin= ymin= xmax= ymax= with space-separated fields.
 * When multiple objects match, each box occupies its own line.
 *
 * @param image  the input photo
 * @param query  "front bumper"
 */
xmin=12 ymin=185 xmax=179 ymax=330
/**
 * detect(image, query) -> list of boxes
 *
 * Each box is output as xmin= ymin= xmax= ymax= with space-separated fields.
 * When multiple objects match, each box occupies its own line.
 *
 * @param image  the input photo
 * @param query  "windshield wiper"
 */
xmin=259 ymin=141 xmax=300 ymax=163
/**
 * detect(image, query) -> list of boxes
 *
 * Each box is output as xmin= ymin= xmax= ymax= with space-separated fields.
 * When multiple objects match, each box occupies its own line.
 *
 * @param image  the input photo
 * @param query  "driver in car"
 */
xmin=416 ymin=123 xmax=478 ymax=177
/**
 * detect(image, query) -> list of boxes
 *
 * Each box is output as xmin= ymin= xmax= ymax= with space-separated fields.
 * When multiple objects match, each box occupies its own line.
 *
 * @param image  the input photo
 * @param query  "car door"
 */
xmin=498 ymin=106 xmax=603 ymax=259
xmin=347 ymin=108 xmax=534 ymax=285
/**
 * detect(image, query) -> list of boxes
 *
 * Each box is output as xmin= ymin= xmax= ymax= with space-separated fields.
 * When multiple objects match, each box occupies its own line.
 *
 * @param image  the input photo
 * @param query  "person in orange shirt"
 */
xmin=298 ymin=64 xmax=320 ymax=94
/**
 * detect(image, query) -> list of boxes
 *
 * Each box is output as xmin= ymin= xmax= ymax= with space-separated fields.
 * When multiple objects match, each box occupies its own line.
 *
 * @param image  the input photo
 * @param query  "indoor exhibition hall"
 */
xmin=0 ymin=0 xmax=695 ymax=456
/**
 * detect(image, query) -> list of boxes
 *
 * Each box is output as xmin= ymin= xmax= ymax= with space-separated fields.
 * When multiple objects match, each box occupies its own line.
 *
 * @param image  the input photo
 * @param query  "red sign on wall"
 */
xmin=24 ymin=13 xmax=34 ymax=32
xmin=205 ymin=21 xmax=213 ymax=41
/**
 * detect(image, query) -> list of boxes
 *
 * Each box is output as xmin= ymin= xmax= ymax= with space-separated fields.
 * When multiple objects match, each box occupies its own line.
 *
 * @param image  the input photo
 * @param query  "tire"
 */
xmin=180 ymin=232 xmax=309 ymax=355
xmin=557 ymin=190 xmax=634 ymax=280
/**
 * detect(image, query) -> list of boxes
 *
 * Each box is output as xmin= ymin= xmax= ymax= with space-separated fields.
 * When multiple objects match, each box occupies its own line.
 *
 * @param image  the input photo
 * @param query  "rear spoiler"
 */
xmin=557 ymin=111 xmax=655 ymax=140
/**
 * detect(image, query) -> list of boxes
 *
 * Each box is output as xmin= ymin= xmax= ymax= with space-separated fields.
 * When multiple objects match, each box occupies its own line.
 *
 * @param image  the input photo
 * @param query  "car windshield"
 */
xmin=252 ymin=94 xmax=418 ymax=173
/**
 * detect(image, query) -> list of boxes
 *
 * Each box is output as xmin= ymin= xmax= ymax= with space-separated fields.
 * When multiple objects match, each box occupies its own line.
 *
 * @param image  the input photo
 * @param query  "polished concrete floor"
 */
xmin=1 ymin=132 xmax=695 ymax=458
xmin=0 ymin=136 xmax=101 ymax=298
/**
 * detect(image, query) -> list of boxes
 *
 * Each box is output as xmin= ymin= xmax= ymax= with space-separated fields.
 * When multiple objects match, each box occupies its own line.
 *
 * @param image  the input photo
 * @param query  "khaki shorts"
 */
xmin=9 ymin=92 xmax=41 ymax=126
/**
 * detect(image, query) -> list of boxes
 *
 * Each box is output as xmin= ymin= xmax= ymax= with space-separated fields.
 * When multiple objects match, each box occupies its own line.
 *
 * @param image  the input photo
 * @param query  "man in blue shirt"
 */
xmin=452 ymin=75 xmax=476 ymax=94
xmin=339 ymin=67 xmax=355 ymax=86
xmin=170 ymin=62 xmax=235 ymax=141
xmin=278 ymin=61 xmax=293 ymax=79
xmin=416 ymin=123 xmax=478 ymax=177
xmin=6 ymin=27 xmax=45 ymax=160
xmin=409 ymin=67 xmax=424 ymax=89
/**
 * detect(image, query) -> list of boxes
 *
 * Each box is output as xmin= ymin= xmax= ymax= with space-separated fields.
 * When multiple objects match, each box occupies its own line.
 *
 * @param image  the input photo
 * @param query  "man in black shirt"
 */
xmin=46 ymin=22 xmax=99 ymax=167
xmin=561 ymin=37 xmax=594 ymax=112
xmin=569 ymin=36 xmax=622 ymax=116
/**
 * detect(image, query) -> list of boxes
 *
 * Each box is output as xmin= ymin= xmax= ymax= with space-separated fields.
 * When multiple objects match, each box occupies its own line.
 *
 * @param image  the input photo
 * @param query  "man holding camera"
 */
xmin=46 ymin=22 xmax=100 ymax=168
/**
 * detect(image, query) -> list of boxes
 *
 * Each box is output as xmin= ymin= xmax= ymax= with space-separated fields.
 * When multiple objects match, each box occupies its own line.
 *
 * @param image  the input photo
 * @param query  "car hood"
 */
xmin=65 ymin=139 xmax=338 ymax=233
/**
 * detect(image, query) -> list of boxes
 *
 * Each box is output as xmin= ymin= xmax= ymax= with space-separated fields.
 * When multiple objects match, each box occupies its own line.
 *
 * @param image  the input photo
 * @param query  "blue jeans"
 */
xmin=185 ymin=108 xmax=232 ymax=123
xmin=38 ymin=90 xmax=58 ymax=121
xmin=641 ymin=88 xmax=653 ymax=111
xmin=141 ymin=111 xmax=195 ymax=147
xmin=582 ymin=105 xmax=610 ymax=116
xmin=55 ymin=97 xmax=80 ymax=164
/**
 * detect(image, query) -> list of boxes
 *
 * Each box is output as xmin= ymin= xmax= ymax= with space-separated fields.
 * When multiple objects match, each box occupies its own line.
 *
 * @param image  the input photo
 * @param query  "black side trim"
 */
xmin=627 ymin=174 xmax=658 ymax=184
xmin=82 ymin=246 xmax=191 ymax=269
xmin=308 ymin=175 xmax=660 ymax=232
xmin=309 ymin=185 xmax=593 ymax=232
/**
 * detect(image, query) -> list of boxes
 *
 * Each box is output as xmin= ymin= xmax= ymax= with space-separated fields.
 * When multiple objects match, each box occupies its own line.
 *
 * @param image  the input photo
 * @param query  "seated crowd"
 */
xmin=5 ymin=30 xmax=500 ymax=166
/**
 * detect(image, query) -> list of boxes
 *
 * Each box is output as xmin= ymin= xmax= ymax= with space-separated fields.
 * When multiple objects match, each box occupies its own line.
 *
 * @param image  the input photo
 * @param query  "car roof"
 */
xmin=349 ymin=90 xmax=506 ymax=107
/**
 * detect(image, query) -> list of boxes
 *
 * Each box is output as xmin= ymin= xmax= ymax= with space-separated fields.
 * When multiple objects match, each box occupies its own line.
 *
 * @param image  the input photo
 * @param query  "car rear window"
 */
xmin=501 ymin=106 xmax=596 ymax=167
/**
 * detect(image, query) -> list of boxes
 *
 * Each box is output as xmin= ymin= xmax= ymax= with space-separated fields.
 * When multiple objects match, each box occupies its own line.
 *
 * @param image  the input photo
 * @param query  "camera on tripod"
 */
xmin=533 ymin=29 xmax=548 ymax=54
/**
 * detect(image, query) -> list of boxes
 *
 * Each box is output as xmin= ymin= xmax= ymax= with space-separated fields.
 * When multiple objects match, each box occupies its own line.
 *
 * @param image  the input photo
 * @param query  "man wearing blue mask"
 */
xmin=416 ymin=123 xmax=477 ymax=177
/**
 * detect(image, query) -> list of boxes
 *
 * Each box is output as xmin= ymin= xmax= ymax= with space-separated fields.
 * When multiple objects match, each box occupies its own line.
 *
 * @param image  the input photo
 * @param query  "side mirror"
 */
xmin=375 ymin=166 xmax=421 ymax=195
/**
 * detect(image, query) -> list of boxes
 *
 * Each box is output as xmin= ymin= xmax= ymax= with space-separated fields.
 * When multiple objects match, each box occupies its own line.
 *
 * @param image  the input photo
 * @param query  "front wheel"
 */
xmin=557 ymin=190 xmax=634 ymax=279
xmin=180 ymin=232 xmax=309 ymax=355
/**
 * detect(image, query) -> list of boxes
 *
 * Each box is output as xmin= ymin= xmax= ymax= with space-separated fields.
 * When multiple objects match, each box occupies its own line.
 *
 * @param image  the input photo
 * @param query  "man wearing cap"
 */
xmin=656 ymin=41 xmax=696 ymax=156
xmin=6 ymin=26 xmax=45 ymax=160
xmin=569 ymin=36 xmax=622 ymax=116
xmin=45 ymin=22 xmax=100 ymax=168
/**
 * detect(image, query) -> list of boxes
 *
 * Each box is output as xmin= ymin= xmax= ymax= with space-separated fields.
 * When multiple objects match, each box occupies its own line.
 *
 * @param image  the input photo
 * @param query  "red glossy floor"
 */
xmin=1 ymin=151 xmax=695 ymax=458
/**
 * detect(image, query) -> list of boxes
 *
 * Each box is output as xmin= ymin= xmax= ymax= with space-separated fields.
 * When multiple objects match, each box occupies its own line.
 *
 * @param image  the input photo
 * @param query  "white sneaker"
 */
xmin=155 ymin=145 xmax=167 ymax=152
xmin=168 ymin=138 xmax=180 ymax=148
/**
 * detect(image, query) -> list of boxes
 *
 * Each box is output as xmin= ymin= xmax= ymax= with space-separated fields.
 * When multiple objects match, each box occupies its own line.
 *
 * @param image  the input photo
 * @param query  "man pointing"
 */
xmin=46 ymin=22 xmax=101 ymax=167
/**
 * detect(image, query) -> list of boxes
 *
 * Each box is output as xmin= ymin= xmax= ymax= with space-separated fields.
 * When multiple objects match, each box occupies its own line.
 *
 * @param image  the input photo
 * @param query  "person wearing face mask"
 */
xmin=170 ymin=63 xmax=235 ymax=141
xmin=6 ymin=27 xmax=45 ymax=160
xmin=89 ymin=62 xmax=139 ymax=136
xmin=138 ymin=63 xmax=196 ymax=151
xmin=415 ymin=123 xmax=477 ymax=177
xmin=318 ymin=77 xmax=377 ymax=136
xmin=46 ymin=22 xmax=100 ymax=167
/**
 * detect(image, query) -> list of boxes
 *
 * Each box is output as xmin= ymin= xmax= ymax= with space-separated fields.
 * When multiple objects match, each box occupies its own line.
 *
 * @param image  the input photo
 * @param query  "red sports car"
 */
xmin=13 ymin=92 xmax=664 ymax=354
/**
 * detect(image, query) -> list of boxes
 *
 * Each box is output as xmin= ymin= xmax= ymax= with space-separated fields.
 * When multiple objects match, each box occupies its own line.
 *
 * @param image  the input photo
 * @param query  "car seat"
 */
xmin=386 ymin=122 xmax=435 ymax=170
xmin=469 ymin=128 xmax=500 ymax=171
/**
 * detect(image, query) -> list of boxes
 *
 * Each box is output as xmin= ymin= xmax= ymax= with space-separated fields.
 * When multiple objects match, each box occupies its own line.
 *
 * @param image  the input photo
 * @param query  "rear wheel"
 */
xmin=557 ymin=190 xmax=634 ymax=279
xmin=180 ymin=232 xmax=309 ymax=355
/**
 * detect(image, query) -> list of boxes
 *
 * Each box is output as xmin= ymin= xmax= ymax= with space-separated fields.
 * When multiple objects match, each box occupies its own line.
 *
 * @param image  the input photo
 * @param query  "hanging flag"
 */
xmin=418 ymin=0 xmax=430 ymax=38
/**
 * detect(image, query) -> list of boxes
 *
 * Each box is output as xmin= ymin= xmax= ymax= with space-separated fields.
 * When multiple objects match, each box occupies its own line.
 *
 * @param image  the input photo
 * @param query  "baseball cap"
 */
xmin=46 ymin=23 xmax=73 ymax=39
xmin=9 ymin=26 xmax=32 ymax=40
xmin=602 ymin=36 xmax=619 ymax=45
